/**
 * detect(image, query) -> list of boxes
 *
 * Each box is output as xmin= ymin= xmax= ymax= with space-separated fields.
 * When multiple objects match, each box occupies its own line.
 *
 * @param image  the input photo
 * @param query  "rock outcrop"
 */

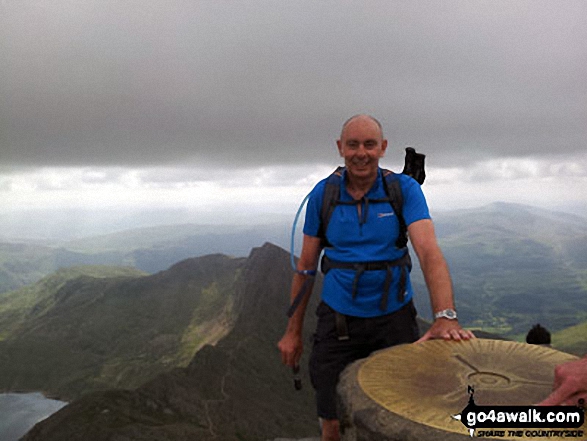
xmin=22 ymin=243 xmax=322 ymax=441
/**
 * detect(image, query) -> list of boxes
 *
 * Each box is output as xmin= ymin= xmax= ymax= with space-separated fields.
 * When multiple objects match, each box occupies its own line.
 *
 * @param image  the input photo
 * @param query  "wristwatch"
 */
xmin=434 ymin=308 xmax=458 ymax=320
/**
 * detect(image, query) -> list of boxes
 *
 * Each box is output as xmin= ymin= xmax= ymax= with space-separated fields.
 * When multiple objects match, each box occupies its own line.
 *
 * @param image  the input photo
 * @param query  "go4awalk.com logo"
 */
xmin=452 ymin=386 xmax=585 ymax=438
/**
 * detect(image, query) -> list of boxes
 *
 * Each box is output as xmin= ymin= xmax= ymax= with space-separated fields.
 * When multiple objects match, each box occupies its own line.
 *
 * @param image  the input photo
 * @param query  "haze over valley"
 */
xmin=2 ymin=201 xmax=586 ymax=345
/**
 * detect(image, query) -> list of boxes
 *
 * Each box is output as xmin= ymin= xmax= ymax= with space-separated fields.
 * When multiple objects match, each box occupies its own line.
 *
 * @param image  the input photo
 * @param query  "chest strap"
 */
xmin=321 ymin=252 xmax=412 ymax=311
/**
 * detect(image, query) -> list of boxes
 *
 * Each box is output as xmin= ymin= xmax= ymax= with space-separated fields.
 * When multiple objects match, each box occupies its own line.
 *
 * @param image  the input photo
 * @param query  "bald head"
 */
xmin=340 ymin=114 xmax=384 ymax=140
xmin=336 ymin=114 xmax=388 ymax=181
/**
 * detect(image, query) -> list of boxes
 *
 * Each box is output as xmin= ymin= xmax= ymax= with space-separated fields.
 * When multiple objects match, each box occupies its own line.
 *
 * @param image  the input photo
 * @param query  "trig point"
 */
xmin=337 ymin=339 xmax=582 ymax=440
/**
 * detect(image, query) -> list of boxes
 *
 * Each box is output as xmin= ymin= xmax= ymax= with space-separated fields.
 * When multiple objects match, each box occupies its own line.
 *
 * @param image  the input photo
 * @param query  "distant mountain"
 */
xmin=410 ymin=202 xmax=587 ymax=338
xmin=0 ymin=256 xmax=244 ymax=401
xmin=0 ymin=223 xmax=289 ymax=294
xmin=2 ymin=201 xmax=585 ymax=337
xmin=21 ymin=243 xmax=324 ymax=441
xmin=434 ymin=202 xmax=587 ymax=243
xmin=0 ymin=242 xmax=61 ymax=294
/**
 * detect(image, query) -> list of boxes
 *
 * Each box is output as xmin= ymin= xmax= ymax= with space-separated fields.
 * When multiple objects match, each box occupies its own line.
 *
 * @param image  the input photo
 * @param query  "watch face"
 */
xmin=436 ymin=309 xmax=457 ymax=319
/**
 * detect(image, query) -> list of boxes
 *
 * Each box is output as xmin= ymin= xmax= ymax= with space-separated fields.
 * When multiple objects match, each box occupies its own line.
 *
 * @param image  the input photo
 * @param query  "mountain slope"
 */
xmin=0 ymin=256 xmax=244 ymax=400
xmin=0 ymin=242 xmax=64 ymax=294
xmin=22 ymin=243 xmax=323 ymax=441
xmin=552 ymin=320 xmax=587 ymax=356
xmin=410 ymin=202 xmax=587 ymax=338
xmin=0 ymin=265 xmax=147 ymax=341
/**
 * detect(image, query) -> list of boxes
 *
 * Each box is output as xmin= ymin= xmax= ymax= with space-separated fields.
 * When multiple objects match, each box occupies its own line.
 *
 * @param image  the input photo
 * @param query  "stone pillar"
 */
xmin=337 ymin=339 xmax=582 ymax=441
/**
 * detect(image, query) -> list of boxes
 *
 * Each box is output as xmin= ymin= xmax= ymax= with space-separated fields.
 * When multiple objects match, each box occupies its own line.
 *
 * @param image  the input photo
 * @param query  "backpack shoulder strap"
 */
xmin=382 ymin=169 xmax=408 ymax=249
xmin=318 ymin=166 xmax=344 ymax=247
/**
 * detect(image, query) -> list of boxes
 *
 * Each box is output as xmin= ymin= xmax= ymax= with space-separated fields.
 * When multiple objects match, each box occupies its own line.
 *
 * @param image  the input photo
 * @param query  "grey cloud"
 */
xmin=1 ymin=1 xmax=585 ymax=169
xmin=135 ymin=165 xmax=326 ymax=188
xmin=455 ymin=156 xmax=587 ymax=183
xmin=0 ymin=178 xmax=12 ymax=192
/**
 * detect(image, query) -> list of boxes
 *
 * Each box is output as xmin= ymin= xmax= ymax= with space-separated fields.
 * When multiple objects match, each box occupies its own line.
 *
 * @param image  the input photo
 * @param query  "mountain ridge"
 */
xmin=0 ymin=254 xmax=245 ymax=401
xmin=21 ymin=242 xmax=323 ymax=441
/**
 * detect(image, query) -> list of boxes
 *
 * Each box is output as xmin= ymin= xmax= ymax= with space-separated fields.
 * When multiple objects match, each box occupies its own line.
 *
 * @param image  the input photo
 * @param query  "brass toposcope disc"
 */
xmin=356 ymin=339 xmax=580 ymax=438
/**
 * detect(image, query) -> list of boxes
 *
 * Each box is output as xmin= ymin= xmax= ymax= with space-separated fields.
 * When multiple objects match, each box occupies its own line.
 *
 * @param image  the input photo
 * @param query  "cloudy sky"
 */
xmin=1 ymin=0 xmax=586 ymax=234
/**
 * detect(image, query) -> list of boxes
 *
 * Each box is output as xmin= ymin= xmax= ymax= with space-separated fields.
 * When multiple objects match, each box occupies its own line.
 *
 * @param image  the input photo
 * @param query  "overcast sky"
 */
xmin=1 ymin=0 xmax=586 ymax=232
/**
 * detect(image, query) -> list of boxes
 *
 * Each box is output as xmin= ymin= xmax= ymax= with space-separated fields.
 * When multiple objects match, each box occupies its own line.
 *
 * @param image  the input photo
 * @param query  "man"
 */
xmin=278 ymin=114 xmax=474 ymax=441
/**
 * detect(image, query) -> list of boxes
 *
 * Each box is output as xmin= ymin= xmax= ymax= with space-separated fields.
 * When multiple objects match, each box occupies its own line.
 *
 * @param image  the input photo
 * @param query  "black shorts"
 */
xmin=308 ymin=300 xmax=419 ymax=420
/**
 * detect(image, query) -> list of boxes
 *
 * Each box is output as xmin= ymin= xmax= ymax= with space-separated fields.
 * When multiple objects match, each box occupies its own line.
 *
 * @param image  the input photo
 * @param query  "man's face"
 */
xmin=337 ymin=117 xmax=388 ymax=181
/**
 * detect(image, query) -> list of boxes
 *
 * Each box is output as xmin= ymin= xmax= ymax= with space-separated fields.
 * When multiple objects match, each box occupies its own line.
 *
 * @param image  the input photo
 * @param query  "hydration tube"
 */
xmin=290 ymin=191 xmax=316 ymax=276
xmin=287 ymin=191 xmax=317 ymax=318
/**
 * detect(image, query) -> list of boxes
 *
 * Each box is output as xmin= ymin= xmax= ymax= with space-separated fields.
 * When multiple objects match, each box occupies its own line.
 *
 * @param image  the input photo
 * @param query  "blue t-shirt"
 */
xmin=303 ymin=168 xmax=431 ymax=317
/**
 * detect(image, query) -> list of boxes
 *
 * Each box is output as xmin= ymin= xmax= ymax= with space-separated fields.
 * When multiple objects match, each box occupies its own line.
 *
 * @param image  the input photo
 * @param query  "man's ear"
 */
xmin=336 ymin=139 xmax=343 ymax=157
xmin=380 ymin=139 xmax=388 ymax=157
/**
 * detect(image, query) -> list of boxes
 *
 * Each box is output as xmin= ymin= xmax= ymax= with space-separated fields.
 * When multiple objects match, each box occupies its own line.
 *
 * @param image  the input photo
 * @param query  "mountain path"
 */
xmin=202 ymin=337 xmax=251 ymax=438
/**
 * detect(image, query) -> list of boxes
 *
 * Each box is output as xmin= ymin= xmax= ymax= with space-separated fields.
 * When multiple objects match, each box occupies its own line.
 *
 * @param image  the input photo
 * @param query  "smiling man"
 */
xmin=278 ymin=114 xmax=474 ymax=441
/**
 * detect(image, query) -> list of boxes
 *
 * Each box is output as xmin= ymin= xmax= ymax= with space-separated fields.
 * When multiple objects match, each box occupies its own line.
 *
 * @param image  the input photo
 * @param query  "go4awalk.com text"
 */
xmin=452 ymin=387 xmax=585 ymax=438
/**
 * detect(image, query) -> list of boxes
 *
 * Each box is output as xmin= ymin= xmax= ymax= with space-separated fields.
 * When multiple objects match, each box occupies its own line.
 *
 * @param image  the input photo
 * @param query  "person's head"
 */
xmin=526 ymin=324 xmax=551 ymax=345
xmin=337 ymin=114 xmax=388 ymax=181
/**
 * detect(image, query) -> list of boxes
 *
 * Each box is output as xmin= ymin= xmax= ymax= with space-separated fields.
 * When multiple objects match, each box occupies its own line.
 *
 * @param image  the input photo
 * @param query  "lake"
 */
xmin=0 ymin=393 xmax=67 ymax=441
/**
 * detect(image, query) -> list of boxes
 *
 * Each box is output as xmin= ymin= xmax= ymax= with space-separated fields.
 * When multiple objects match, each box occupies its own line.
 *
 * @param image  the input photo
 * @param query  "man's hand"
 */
xmin=416 ymin=318 xmax=475 ymax=343
xmin=278 ymin=234 xmax=321 ymax=368
xmin=538 ymin=356 xmax=587 ymax=406
xmin=278 ymin=331 xmax=304 ymax=368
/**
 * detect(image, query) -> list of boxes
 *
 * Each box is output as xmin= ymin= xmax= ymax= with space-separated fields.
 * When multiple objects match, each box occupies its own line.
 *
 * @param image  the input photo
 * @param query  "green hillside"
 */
xmin=551 ymin=320 xmax=587 ymax=356
xmin=411 ymin=202 xmax=587 ymax=339
xmin=21 ymin=243 xmax=323 ymax=441
xmin=0 ymin=242 xmax=60 ymax=293
xmin=0 ymin=256 xmax=244 ymax=400
xmin=0 ymin=265 xmax=146 ymax=341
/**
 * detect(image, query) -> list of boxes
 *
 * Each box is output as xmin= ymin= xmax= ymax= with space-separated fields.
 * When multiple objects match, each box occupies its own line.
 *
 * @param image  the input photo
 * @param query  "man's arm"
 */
xmin=407 ymin=219 xmax=475 ymax=342
xmin=278 ymin=234 xmax=323 ymax=367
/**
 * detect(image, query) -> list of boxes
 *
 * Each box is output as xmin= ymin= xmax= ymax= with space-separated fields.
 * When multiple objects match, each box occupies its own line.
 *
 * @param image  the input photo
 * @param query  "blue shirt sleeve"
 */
xmin=401 ymin=175 xmax=431 ymax=226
